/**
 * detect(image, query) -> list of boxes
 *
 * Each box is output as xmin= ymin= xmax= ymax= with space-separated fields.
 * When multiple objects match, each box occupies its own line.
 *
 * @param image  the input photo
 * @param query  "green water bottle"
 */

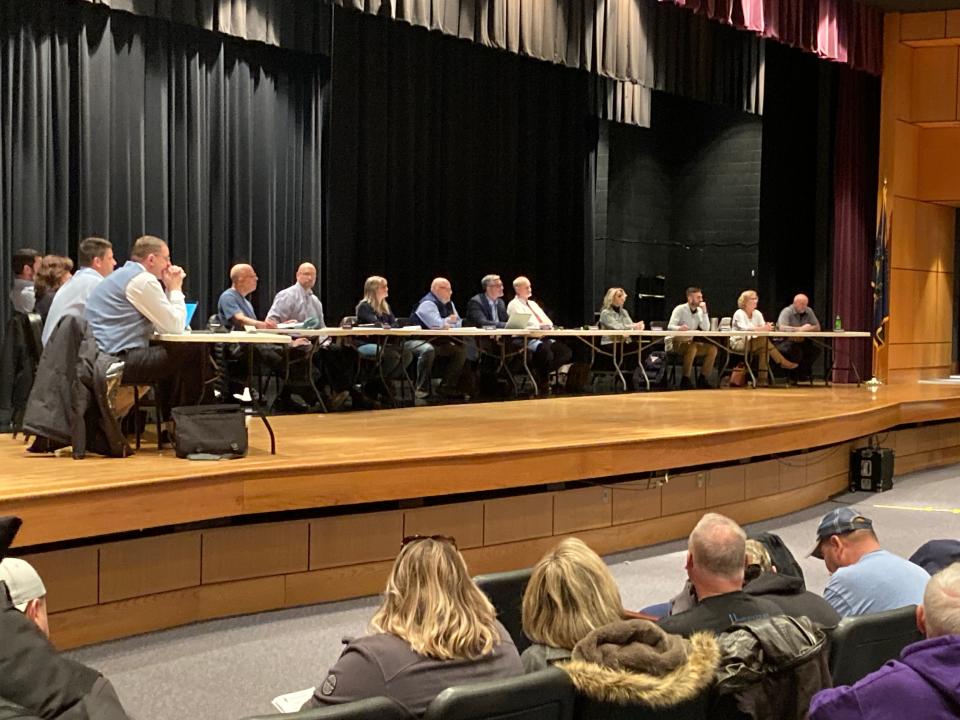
xmin=834 ymin=314 xmax=842 ymax=331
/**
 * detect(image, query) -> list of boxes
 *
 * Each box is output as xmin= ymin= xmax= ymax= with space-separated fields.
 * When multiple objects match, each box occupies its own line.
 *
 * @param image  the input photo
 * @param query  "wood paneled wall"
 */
xmin=20 ymin=422 xmax=960 ymax=651
xmin=878 ymin=12 xmax=959 ymax=382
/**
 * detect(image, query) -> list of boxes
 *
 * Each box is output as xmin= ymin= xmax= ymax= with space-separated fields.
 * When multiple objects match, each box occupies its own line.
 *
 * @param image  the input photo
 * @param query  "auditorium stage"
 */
xmin=5 ymin=381 xmax=960 ymax=549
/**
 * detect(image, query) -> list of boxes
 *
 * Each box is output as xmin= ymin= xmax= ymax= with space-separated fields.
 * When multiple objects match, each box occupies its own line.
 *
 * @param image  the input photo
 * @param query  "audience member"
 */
xmin=743 ymin=539 xmax=840 ymax=627
xmin=507 ymin=276 xmax=573 ymax=395
xmin=666 ymin=286 xmax=717 ymax=389
xmin=303 ymin=536 xmax=521 ymax=716
xmin=266 ymin=263 xmax=359 ymax=409
xmin=32 ymin=255 xmax=74 ymax=325
xmin=810 ymin=508 xmax=930 ymax=617
xmin=809 ymin=562 xmax=960 ymax=720
xmin=658 ymin=513 xmax=783 ymax=636
xmin=0 ymin=517 xmax=131 ymax=719
xmin=354 ymin=276 xmax=415 ymax=387
xmin=42 ymin=238 xmax=116 ymax=345
xmin=730 ymin=289 xmax=798 ymax=385
xmin=776 ymin=293 xmax=822 ymax=381
xmin=84 ymin=235 xmax=204 ymax=423
xmin=411 ymin=277 xmax=467 ymax=399
xmin=9 ymin=248 xmax=41 ymax=314
xmin=520 ymin=537 xmax=626 ymax=671
xmin=910 ymin=539 xmax=960 ymax=576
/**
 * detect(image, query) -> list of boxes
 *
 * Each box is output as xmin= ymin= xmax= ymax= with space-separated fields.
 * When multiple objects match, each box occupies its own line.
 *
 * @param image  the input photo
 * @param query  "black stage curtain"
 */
xmin=0 ymin=0 xmax=326 ymax=329
xmin=326 ymin=8 xmax=593 ymax=325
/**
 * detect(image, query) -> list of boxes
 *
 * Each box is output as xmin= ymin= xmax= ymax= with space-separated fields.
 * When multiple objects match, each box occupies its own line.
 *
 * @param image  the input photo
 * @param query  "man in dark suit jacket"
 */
xmin=466 ymin=274 xmax=508 ymax=327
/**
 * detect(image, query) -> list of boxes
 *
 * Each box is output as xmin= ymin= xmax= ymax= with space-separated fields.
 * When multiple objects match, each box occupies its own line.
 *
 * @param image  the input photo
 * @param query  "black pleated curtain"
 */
xmin=326 ymin=8 xmax=593 ymax=325
xmin=0 ymin=0 xmax=326 ymax=329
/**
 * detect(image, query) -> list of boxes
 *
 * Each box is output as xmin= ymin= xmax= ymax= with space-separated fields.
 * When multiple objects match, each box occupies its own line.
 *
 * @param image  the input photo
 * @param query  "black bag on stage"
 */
xmin=171 ymin=404 xmax=247 ymax=459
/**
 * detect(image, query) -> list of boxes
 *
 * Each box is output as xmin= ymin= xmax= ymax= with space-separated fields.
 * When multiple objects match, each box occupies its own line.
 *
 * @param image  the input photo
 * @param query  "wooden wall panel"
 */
xmin=706 ymin=466 xmax=745 ymax=507
xmin=901 ymin=12 xmax=947 ymax=41
xmin=888 ymin=342 xmax=951 ymax=370
xmin=20 ymin=547 xmax=99 ymax=613
xmin=100 ymin=533 xmax=200 ymax=603
xmin=202 ymin=522 xmax=307 ymax=584
xmin=662 ymin=471 xmax=705 ymax=516
xmin=778 ymin=456 xmax=806 ymax=491
xmin=745 ymin=459 xmax=779 ymax=499
xmin=947 ymin=11 xmax=960 ymax=38
xmin=893 ymin=121 xmax=920 ymax=198
xmin=911 ymin=47 xmax=958 ymax=122
xmin=918 ymin=127 xmax=960 ymax=200
xmin=484 ymin=493 xmax=554 ymax=545
xmin=403 ymin=502 xmax=484 ymax=549
xmin=890 ymin=197 xmax=921 ymax=269
xmin=888 ymin=269 xmax=918 ymax=345
xmin=611 ymin=479 xmax=662 ymax=525
xmin=310 ymin=511 xmax=403 ymax=570
xmin=285 ymin=561 xmax=393 ymax=608
xmin=554 ymin=486 xmax=612 ymax=534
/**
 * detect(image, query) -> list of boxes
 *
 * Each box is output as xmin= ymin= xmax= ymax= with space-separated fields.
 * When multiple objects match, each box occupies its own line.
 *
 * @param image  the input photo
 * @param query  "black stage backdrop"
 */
xmin=0 ymin=0 xmax=326 ymax=329
xmin=325 ymin=8 xmax=593 ymax=325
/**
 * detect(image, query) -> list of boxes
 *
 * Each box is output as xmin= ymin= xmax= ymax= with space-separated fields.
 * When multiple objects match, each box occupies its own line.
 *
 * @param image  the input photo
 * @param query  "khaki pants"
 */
xmin=746 ymin=337 xmax=788 ymax=372
xmin=674 ymin=340 xmax=717 ymax=379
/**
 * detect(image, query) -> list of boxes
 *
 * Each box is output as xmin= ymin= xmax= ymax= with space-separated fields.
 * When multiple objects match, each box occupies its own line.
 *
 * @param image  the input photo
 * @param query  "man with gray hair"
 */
xmin=809 ymin=562 xmax=960 ymax=719
xmin=659 ymin=513 xmax=783 ymax=636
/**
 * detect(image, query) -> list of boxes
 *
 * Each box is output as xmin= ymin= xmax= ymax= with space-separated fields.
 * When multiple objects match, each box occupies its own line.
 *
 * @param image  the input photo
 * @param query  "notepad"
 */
xmin=271 ymin=688 xmax=315 ymax=713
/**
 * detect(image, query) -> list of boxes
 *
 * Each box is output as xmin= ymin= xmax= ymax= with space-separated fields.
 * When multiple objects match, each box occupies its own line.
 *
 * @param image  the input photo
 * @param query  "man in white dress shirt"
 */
xmin=506 ymin=276 xmax=573 ymax=394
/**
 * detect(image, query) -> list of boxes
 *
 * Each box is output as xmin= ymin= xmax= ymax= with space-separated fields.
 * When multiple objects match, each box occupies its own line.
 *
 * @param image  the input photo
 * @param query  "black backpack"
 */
xmin=636 ymin=350 xmax=668 ymax=389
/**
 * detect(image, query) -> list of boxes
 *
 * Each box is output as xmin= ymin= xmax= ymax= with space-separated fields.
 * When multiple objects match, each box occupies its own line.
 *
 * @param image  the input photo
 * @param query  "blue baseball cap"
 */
xmin=809 ymin=508 xmax=874 ymax=559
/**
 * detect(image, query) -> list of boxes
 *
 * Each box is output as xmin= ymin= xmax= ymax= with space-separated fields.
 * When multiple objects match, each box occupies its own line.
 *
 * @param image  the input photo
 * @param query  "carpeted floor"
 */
xmin=67 ymin=463 xmax=960 ymax=720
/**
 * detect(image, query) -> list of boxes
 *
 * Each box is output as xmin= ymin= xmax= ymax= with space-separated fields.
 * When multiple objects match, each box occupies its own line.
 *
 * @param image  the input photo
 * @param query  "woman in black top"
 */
xmin=356 ymin=276 xmax=411 ymax=380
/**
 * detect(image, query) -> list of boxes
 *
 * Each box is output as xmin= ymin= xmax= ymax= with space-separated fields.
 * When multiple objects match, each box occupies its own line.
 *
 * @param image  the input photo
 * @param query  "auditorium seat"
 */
xmin=828 ymin=605 xmax=923 ymax=687
xmin=422 ymin=667 xmax=574 ymax=720
xmin=574 ymin=692 xmax=709 ymax=720
xmin=473 ymin=567 xmax=532 ymax=653
xmin=244 ymin=696 xmax=413 ymax=720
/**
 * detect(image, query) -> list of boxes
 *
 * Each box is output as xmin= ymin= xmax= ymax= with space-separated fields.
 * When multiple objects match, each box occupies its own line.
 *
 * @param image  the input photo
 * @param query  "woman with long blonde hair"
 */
xmin=304 ymin=536 xmax=521 ymax=715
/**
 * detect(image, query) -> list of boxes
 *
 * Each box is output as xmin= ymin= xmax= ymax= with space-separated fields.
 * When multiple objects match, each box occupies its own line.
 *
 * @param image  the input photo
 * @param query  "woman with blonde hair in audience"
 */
xmin=32 ymin=255 xmax=74 ymax=324
xmin=522 ymin=537 xmax=719 ymax=710
xmin=304 ymin=535 xmax=521 ymax=716
xmin=730 ymin=289 xmax=797 ymax=385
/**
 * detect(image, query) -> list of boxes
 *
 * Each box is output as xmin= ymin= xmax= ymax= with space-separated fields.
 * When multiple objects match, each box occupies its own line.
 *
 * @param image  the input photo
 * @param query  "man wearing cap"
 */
xmin=810 ymin=507 xmax=931 ymax=617
xmin=0 ymin=517 xmax=131 ymax=719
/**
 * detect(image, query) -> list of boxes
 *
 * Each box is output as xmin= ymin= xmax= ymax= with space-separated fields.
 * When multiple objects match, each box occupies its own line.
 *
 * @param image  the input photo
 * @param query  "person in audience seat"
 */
xmin=743 ymin=539 xmax=840 ymax=627
xmin=32 ymin=255 xmax=73 ymax=325
xmin=809 ymin=562 xmax=960 ymax=720
xmin=809 ymin=508 xmax=930 ymax=617
xmin=658 ymin=513 xmax=783 ymax=636
xmin=303 ymin=536 xmax=521 ymax=716
xmin=42 ymin=238 xmax=116 ymax=346
xmin=0 ymin=516 xmax=131 ymax=720
xmin=8 ymin=248 xmax=41 ymax=314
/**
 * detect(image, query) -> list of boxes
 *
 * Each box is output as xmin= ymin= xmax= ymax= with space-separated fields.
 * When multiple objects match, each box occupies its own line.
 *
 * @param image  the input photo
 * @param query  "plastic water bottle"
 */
xmin=834 ymin=314 xmax=842 ymax=331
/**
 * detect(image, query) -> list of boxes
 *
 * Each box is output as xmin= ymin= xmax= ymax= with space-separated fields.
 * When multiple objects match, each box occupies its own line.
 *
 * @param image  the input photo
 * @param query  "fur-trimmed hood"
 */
xmin=560 ymin=619 xmax=719 ymax=707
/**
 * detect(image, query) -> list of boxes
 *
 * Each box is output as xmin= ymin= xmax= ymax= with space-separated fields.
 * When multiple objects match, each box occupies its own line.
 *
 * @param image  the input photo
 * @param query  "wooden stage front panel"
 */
xmin=4 ymin=381 xmax=960 ymax=648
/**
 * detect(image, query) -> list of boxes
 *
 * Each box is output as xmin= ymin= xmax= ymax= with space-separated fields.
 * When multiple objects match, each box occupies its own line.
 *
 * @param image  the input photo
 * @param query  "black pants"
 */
xmin=314 ymin=343 xmax=358 ymax=393
xmin=776 ymin=338 xmax=822 ymax=378
xmin=531 ymin=339 xmax=572 ymax=378
xmin=120 ymin=343 xmax=206 ymax=420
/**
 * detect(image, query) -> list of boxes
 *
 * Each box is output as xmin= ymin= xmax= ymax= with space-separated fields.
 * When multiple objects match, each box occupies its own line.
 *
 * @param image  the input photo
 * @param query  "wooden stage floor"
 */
xmin=5 ymin=381 xmax=960 ymax=548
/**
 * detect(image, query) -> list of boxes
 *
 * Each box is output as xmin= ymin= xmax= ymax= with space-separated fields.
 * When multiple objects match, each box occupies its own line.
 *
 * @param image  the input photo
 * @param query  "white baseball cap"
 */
xmin=0 ymin=558 xmax=46 ymax=611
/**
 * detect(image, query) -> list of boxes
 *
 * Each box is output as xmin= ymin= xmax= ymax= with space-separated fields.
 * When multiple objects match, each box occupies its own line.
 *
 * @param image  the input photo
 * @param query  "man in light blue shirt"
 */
xmin=810 ymin=507 xmax=930 ymax=617
xmin=42 ymin=238 xmax=116 ymax=345
xmin=411 ymin=277 xmax=467 ymax=399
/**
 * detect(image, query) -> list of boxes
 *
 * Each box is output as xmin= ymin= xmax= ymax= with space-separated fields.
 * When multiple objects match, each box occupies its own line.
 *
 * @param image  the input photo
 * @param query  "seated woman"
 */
xmin=33 ymin=255 xmax=74 ymax=324
xmin=356 ymin=276 xmax=433 ymax=399
xmin=303 ymin=536 xmax=522 ymax=716
xmin=598 ymin=287 xmax=644 ymax=385
xmin=730 ymin=289 xmax=797 ymax=385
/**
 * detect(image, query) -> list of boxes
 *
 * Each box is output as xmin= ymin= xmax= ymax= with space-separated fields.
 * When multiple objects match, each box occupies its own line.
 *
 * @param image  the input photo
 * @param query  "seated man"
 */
xmin=506 ymin=276 xmax=574 ymax=395
xmin=776 ymin=293 xmax=822 ymax=381
xmin=659 ymin=513 xmax=783 ymax=636
xmin=0 ymin=516 xmax=131 ymax=719
xmin=8 ymin=248 xmax=41 ymax=314
xmin=666 ymin=286 xmax=717 ymax=389
xmin=267 ymin=263 xmax=359 ymax=409
xmin=743 ymin=538 xmax=840 ymax=628
xmin=810 ymin=508 xmax=930 ymax=617
xmin=42 ymin=237 xmax=116 ymax=345
xmin=84 ymin=235 xmax=204 ymax=425
xmin=411 ymin=277 xmax=468 ymax=399
xmin=809 ymin=562 xmax=960 ymax=720
xmin=466 ymin=274 xmax=508 ymax=328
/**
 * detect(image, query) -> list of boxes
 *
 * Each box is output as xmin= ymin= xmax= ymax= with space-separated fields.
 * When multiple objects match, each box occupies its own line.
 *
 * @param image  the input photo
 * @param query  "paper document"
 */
xmin=271 ymin=688 xmax=315 ymax=713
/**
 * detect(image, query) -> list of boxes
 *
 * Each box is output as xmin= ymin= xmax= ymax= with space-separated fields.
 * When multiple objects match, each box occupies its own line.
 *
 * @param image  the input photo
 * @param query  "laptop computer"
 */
xmin=184 ymin=302 xmax=198 ymax=330
xmin=505 ymin=311 xmax=531 ymax=330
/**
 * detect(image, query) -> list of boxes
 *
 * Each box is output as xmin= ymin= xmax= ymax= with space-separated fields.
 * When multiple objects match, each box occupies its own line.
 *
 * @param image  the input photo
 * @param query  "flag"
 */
xmin=871 ymin=184 xmax=889 ymax=350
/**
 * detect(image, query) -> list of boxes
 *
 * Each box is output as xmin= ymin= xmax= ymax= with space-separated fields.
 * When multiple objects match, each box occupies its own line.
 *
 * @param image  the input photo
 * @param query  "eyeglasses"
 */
xmin=401 ymin=534 xmax=457 ymax=549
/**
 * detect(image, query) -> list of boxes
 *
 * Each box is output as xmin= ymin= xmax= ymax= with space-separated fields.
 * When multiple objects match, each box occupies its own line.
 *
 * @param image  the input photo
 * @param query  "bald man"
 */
xmin=776 ymin=293 xmax=821 ymax=381
xmin=218 ymin=264 xmax=276 ymax=330
xmin=411 ymin=277 xmax=468 ymax=399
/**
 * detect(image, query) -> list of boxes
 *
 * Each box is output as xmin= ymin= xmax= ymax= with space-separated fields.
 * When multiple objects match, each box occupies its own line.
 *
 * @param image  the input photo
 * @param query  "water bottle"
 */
xmin=834 ymin=314 xmax=842 ymax=331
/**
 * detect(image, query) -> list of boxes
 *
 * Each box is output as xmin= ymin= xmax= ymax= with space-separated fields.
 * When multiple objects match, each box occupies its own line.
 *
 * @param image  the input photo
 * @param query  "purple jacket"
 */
xmin=809 ymin=634 xmax=960 ymax=720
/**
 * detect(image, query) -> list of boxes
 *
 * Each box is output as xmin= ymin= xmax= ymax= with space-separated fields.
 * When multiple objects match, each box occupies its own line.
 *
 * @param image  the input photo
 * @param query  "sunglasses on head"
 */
xmin=401 ymin=534 xmax=457 ymax=549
